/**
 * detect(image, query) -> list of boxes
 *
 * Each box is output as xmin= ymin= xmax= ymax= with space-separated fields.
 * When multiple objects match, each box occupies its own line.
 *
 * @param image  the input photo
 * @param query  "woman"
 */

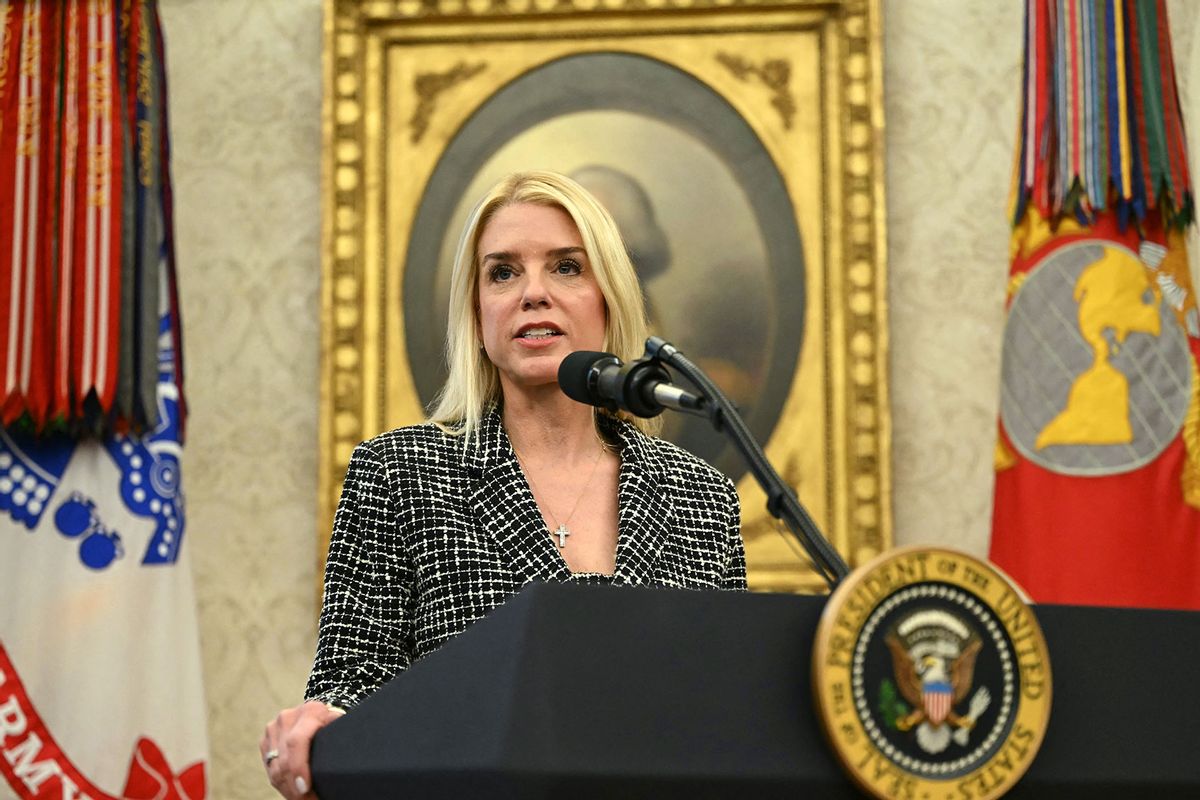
xmin=261 ymin=171 xmax=746 ymax=798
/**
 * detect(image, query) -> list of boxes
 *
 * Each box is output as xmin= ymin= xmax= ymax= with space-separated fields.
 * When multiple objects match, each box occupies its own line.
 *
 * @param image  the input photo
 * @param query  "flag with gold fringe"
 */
xmin=0 ymin=2 xmax=207 ymax=797
xmin=991 ymin=0 xmax=1200 ymax=609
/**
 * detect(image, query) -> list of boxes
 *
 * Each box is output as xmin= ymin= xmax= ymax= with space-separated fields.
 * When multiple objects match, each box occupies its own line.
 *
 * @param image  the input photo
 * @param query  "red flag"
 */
xmin=991 ymin=210 xmax=1200 ymax=609
xmin=992 ymin=0 xmax=1200 ymax=609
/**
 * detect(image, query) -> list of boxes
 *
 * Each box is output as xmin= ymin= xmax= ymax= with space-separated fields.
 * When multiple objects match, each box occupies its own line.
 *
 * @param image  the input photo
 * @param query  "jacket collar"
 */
xmin=462 ymin=407 xmax=672 ymax=584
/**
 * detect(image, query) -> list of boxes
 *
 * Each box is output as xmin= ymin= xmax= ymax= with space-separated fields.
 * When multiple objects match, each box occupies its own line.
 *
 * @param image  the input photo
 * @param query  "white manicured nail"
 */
xmin=295 ymin=776 xmax=307 ymax=794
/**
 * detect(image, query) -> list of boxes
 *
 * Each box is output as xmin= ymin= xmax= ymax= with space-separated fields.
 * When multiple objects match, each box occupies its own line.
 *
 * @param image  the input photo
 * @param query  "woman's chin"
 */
xmin=499 ymin=367 xmax=562 ymax=395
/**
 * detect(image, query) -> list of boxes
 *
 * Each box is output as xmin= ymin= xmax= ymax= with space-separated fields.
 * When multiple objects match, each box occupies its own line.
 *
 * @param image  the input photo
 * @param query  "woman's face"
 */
xmin=476 ymin=202 xmax=608 ymax=395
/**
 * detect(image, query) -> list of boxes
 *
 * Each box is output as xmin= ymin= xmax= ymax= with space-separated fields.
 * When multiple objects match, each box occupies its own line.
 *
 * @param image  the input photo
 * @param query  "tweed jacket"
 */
xmin=304 ymin=408 xmax=747 ymax=709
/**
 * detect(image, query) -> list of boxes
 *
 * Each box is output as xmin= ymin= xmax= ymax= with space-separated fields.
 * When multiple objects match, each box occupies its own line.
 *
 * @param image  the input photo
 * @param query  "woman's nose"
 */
xmin=521 ymin=270 xmax=551 ymax=308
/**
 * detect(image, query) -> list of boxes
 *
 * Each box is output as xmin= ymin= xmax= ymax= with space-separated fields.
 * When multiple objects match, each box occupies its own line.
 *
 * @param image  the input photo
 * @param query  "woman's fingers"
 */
xmin=263 ymin=701 xmax=346 ymax=798
xmin=286 ymin=701 xmax=346 ymax=797
xmin=262 ymin=706 xmax=301 ymax=797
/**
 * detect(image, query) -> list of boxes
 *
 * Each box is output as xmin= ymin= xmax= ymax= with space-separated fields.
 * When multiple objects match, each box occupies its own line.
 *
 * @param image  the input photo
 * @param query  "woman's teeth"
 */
xmin=520 ymin=328 xmax=560 ymax=339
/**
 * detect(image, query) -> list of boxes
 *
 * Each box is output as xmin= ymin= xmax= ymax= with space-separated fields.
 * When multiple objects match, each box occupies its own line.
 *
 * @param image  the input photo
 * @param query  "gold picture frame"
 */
xmin=320 ymin=0 xmax=890 ymax=594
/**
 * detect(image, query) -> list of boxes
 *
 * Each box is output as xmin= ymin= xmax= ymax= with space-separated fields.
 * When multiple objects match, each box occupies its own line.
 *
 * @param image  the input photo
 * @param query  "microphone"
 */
xmin=558 ymin=351 xmax=707 ymax=418
xmin=563 ymin=339 xmax=851 ymax=588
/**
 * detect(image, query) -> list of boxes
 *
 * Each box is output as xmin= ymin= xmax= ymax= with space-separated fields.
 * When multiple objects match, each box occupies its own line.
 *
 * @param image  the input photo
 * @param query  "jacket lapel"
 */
xmin=610 ymin=419 xmax=672 ymax=585
xmin=465 ymin=409 xmax=572 ymax=583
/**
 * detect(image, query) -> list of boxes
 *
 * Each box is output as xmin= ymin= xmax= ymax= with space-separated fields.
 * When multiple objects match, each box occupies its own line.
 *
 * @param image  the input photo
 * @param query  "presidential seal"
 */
xmin=813 ymin=547 xmax=1052 ymax=800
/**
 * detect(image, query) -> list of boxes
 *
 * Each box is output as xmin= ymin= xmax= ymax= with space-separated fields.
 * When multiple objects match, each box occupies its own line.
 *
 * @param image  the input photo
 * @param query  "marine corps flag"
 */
xmin=990 ymin=0 xmax=1200 ymax=609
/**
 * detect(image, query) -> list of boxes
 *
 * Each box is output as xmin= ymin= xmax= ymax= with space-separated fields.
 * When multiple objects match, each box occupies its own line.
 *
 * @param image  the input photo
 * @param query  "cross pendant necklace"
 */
xmin=513 ymin=444 xmax=605 ymax=549
xmin=553 ymin=524 xmax=571 ymax=548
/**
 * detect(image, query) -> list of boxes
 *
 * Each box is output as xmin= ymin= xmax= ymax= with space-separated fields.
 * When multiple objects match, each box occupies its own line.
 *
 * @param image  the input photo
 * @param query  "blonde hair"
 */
xmin=428 ymin=170 xmax=659 ymax=439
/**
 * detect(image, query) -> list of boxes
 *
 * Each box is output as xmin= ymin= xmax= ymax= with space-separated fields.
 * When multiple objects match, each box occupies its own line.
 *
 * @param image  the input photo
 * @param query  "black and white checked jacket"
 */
xmin=305 ymin=408 xmax=747 ymax=709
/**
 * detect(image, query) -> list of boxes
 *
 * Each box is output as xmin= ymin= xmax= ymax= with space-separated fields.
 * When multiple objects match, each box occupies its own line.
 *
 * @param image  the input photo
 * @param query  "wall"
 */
xmin=163 ymin=2 xmax=323 ymax=797
xmin=159 ymin=1 xmax=1199 ymax=796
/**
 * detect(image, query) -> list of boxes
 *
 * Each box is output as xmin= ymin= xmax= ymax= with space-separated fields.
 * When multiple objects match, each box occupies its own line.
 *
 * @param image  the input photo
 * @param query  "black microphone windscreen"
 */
xmin=558 ymin=350 xmax=614 ymax=405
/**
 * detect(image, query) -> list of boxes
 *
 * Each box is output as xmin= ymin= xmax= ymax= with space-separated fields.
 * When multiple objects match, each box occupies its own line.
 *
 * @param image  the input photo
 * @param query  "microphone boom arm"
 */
xmin=643 ymin=337 xmax=851 ymax=590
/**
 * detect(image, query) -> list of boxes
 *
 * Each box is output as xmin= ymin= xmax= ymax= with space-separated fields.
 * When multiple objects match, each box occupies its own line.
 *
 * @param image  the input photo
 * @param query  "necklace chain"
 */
xmin=513 ymin=444 xmax=605 ymax=548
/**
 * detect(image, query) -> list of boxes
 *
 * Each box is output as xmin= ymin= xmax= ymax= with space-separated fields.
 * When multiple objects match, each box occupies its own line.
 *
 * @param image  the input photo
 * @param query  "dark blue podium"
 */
xmin=310 ymin=582 xmax=1200 ymax=798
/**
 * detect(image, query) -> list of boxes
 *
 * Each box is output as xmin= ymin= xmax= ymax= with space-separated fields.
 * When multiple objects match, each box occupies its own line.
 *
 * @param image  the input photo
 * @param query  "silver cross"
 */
xmin=554 ymin=524 xmax=570 ymax=548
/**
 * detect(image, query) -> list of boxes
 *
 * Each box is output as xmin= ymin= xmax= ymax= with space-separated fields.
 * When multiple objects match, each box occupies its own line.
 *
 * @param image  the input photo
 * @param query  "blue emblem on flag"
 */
xmin=0 ymin=431 xmax=75 ymax=530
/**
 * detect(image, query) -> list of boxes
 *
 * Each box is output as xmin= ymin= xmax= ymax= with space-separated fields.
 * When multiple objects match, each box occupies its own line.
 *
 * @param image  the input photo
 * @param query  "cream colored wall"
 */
xmin=163 ymin=2 xmax=323 ymax=798
xmin=161 ymin=1 xmax=1200 ymax=797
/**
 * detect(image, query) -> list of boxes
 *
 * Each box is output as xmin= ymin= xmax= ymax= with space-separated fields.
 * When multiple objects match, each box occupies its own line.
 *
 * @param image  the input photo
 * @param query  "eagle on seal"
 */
xmin=886 ymin=627 xmax=982 ymax=732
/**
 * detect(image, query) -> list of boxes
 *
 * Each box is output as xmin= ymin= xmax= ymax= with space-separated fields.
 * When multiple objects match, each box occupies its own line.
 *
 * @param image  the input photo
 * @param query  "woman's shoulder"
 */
xmin=354 ymin=421 xmax=468 ymax=465
xmin=653 ymin=436 xmax=732 ymax=485
xmin=613 ymin=418 xmax=734 ymax=491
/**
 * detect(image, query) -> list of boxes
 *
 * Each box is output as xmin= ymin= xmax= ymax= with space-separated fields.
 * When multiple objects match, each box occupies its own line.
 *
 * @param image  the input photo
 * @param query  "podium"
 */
xmin=310 ymin=582 xmax=1200 ymax=798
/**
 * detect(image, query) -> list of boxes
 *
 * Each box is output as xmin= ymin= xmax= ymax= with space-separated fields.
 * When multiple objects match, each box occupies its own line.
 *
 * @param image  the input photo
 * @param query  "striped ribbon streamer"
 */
xmin=153 ymin=4 xmax=185 ymax=434
xmin=79 ymin=0 xmax=123 ymax=422
xmin=1011 ymin=0 xmax=1193 ymax=228
xmin=122 ymin=0 xmax=165 ymax=430
xmin=0 ymin=2 xmax=54 ymax=427
xmin=0 ymin=0 xmax=183 ymax=436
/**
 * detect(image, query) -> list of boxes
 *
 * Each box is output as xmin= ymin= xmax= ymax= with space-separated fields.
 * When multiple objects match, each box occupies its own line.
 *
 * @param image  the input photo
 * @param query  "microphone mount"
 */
xmin=639 ymin=337 xmax=850 ymax=590
xmin=568 ymin=350 xmax=708 ymax=419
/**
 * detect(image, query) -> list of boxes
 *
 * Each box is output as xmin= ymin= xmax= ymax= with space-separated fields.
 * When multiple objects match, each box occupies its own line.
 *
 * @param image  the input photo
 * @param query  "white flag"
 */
xmin=0 ymin=316 xmax=207 ymax=800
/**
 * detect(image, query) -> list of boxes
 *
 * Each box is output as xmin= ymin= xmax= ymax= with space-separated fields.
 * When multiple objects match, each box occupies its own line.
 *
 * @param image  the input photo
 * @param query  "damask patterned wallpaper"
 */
xmin=162 ymin=2 xmax=323 ymax=797
xmin=159 ymin=1 xmax=1199 ymax=797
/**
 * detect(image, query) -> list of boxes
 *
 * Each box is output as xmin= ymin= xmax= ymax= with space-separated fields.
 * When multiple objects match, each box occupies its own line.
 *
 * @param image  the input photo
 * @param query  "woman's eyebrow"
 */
xmin=482 ymin=246 xmax=585 ymax=262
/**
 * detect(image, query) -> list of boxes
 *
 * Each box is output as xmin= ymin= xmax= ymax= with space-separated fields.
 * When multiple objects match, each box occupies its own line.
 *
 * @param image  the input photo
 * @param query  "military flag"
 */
xmin=991 ymin=0 xmax=1200 ymax=609
xmin=0 ymin=1 xmax=207 ymax=797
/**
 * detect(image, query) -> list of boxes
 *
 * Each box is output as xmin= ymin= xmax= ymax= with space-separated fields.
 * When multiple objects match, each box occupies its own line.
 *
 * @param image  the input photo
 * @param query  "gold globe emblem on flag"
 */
xmin=999 ymin=240 xmax=1193 ymax=476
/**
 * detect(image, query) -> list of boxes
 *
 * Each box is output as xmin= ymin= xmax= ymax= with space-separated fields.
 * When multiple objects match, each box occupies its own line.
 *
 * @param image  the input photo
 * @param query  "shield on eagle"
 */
xmin=923 ymin=678 xmax=953 ymax=725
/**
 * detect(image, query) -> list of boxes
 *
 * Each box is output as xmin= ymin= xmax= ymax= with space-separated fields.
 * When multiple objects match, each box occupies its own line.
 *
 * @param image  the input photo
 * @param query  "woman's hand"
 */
xmin=261 ymin=700 xmax=346 ymax=798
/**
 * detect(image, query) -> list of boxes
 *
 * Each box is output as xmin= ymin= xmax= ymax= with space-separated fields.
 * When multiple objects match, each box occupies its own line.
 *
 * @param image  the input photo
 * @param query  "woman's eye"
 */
xmin=489 ymin=265 xmax=514 ymax=282
xmin=555 ymin=259 xmax=582 ymax=275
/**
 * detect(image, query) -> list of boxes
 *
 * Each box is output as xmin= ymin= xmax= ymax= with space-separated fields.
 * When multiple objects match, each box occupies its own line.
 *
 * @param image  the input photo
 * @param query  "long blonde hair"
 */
xmin=428 ymin=170 xmax=659 ymax=438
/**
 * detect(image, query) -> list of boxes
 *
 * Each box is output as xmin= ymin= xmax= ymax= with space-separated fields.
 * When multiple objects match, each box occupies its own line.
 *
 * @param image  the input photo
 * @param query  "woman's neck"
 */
xmin=502 ymin=383 xmax=601 ymax=465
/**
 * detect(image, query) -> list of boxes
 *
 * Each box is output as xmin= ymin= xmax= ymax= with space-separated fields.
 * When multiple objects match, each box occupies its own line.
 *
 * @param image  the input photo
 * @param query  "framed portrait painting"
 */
xmin=321 ymin=0 xmax=889 ymax=592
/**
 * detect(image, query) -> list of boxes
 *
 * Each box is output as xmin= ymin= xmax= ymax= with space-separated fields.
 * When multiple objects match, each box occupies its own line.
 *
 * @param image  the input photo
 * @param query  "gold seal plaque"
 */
xmin=813 ymin=547 xmax=1052 ymax=800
